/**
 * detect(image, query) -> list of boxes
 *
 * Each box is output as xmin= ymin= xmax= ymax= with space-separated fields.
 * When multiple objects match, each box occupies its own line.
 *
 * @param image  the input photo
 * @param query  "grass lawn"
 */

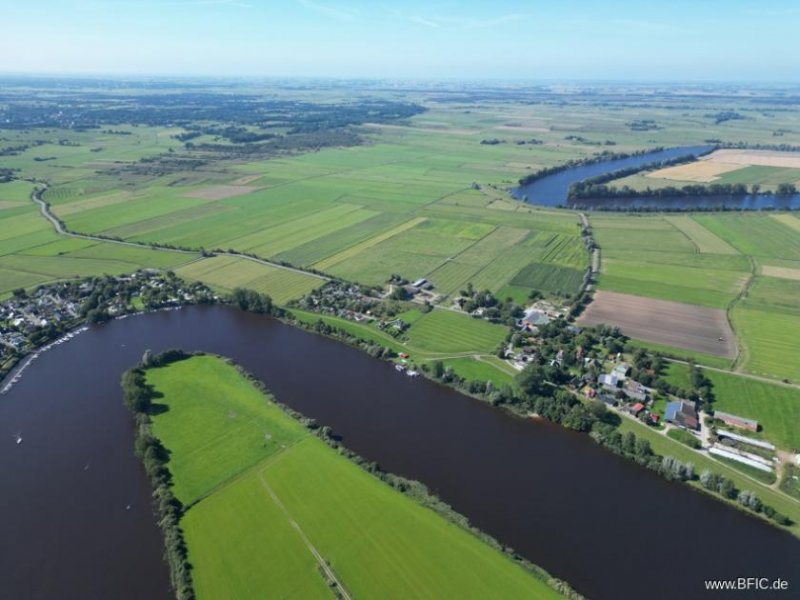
xmin=289 ymin=308 xmax=407 ymax=354
xmin=405 ymin=309 xmax=507 ymax=354
xmin=667 ymin=428 xmax=701 ymax=449
xmin=150 ymin=355 xmax=562 ymax=599
xmin=664 ymin=362 xmax=800 ymax=451
xmin=175 ymin=255 xmax=323 ymax=305
xmin=732 ymin=307 xmax=800 ymax=382
xmin=439 ymin=356 xmax=515 ymax=386
xmin=146 ymin=355 xmax=308 ymax=504
xmin=715 ymin=456 xmax=777 ymax=486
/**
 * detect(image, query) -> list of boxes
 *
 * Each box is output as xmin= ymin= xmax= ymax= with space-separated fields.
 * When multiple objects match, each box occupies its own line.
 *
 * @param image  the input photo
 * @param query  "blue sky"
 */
xmin=1 ymin=0 xmax=798 ymax=80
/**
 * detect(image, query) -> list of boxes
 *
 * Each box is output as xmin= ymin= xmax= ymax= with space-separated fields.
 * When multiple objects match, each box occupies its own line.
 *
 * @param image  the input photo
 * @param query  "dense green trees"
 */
xmin=230 ymin=288 xmax=278 ymax=315
xmin=121 ymin=352 xmax=198 ymax=600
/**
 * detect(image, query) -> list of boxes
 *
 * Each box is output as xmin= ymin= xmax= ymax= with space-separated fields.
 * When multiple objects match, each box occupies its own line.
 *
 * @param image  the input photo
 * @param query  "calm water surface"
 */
xmin=511 ymin=145 xmax=800 ymax=210
xmin=1 ymin=306 xmax=798 ymax=600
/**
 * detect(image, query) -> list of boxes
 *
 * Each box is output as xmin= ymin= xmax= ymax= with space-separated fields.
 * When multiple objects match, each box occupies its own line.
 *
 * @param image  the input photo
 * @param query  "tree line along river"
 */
xmin=1 ymin=305 xmax=798 ymax=599
xmin=511 ymin=145 xmax=800 ymax=210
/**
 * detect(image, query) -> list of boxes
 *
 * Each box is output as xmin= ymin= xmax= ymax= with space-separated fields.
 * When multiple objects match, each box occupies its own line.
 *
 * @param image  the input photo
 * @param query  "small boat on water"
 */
xmin=394 ymin=364 xmax=406 ymax=373
xmin=15 ymin=434 xmax=23 ymax=445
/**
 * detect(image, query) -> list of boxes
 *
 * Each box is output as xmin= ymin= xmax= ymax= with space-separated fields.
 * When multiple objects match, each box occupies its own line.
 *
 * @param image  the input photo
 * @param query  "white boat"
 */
xmin=394 ymin=364 xmax=406 ymax=373
xmin=15 ymin=434 xmax=22 ymax=445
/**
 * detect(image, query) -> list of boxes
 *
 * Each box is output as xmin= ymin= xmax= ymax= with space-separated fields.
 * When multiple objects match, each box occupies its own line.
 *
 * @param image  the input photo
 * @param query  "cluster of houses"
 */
xmin=582 ymin=361 xmax=702 ymax=430
xmin=0 ymin=287 xmax=82 ymax=356
xmin=1 ymin=272 xmax=215 ymax=378
xmin=580 ymin=357 xmax=780 ymax=473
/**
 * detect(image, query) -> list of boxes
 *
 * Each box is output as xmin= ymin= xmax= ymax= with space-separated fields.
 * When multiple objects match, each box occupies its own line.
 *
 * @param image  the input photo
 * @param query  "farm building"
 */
xmin=411 ymin=278 xmax=433 ymax=291
xmin=713 ymin=411 xmax=758 ymax=432
xmin=521 ymin=308 xmax=550 ymax=327
xmin=716 ymin=430 xmax=774 ymax=451
xmin=665 ymin=400 xmax=699 ymax=431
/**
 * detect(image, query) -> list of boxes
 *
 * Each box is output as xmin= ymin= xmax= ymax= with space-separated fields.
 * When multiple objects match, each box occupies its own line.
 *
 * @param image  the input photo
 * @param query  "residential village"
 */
xmin=579 ymin=354 xmax=779 ymax=479
xmin=286 ymin=276 xmax=792 ymax=486
xmin=0 ymin=271 xmax=216 ymax=386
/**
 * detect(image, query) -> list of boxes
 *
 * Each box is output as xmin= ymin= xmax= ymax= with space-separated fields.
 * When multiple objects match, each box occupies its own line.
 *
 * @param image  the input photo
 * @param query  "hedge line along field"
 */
xmin=664 ymin=363 xmax=800 ymax=451
xmin=148 ymin=355 xmax=561 ymax=600
xmin=175 ymin=255 xmax=323 ymax=305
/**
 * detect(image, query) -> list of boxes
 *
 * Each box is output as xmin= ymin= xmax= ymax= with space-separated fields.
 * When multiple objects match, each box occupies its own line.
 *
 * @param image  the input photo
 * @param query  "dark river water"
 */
xmin=511 ymin=145 xmax=800 ymax=210
xmin=2 ymin=306 xmax=799 ymax=600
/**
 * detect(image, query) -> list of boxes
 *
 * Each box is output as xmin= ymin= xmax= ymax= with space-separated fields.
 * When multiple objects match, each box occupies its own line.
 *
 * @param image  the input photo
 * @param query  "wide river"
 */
xmin=1 ymin=306 xmax=798 ymax=599
xmin=511 ymin=145 xmax=800 ymax=210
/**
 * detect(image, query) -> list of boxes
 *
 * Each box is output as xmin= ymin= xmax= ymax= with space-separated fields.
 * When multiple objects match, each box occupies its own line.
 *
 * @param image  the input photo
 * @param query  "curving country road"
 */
xmin=30 ymin=183 xmax=330 ymax=281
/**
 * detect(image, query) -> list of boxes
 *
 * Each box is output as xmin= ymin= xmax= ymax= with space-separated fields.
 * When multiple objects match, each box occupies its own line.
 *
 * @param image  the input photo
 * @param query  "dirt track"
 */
xmin=578 ymin=291 xmax=736 ymax=358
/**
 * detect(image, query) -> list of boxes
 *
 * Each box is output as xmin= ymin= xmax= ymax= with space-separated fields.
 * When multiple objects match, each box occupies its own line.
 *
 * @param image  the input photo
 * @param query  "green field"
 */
xmin=612 ymin=166 xmax=800 ymax=193
xmin=664 ymin=363 xmax=800 ymax=450
xmin=1 ymin=103 xmax=593 ymax=307
xmin=148 ymin=355 xmax=561 ymax=599
xmin=438 ymin=355 xmax=516 ymax=386
xmin=405 ymin=309 xmax=507 ymax=354
xmin=4 ymin=83 xmax=800 ymax=476
xmin=589 ymin=210 xmax=800 ymax=386
xmin=175 ymin=255 xmax=323 ymax=305
xmin=730 ymin=275 xmax=800 ymax=382
xmin=694 ymin=214 xmax=800 ymax=261
xmin=591 ymin=214 xmax=752 ymax=308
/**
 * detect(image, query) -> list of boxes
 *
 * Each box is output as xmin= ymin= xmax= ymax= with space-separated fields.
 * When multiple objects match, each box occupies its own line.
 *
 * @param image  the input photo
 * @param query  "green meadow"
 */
xmin=3 ymin=87 xmax=800 ymax=442
xmin=405 ymin=309 xmax=507 ymax=354
xmin=147 ymin=355 xmax=561 ymax=599
xmin=0 ymin=183 xmax=197 ymax=297
xmin=664 ymin=362 xmax=800 ymax=451
xmin=589 ymin=211 xmax=800 ymax=384
xmin=174 ymin=255 xmax=324 ymax=305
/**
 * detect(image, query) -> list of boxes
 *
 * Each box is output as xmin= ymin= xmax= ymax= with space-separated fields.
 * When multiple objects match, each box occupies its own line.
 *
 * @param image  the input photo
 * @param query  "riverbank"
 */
xmin=127 ymin=352 xmax=576 ymax=599
xmin=282 ymin=300 xmax=800 ymax=536
xmin=511 ymin=145 xmax=800 ymax=210
xmin=5 ymin=305 xmax=799 ymax=599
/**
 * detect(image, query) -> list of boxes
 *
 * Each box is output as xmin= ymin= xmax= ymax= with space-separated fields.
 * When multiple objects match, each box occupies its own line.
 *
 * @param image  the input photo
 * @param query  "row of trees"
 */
xmin=121 ymin=350 xmax=196 ymax=600
xmin=518 ymin=147 xmax=665 ymax=186
xmin=572 ymin=180 xmax=796 ymax=200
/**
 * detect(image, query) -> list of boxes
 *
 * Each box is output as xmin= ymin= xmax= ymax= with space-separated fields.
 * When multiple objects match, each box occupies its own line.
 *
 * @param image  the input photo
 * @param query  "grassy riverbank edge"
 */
xmin=122 ymin=350 xmax=584 ymax=599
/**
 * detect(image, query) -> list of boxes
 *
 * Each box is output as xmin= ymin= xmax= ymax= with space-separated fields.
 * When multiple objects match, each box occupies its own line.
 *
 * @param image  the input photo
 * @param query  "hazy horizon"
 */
xmin=2 ymin=0 xmax=799 ymax=81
